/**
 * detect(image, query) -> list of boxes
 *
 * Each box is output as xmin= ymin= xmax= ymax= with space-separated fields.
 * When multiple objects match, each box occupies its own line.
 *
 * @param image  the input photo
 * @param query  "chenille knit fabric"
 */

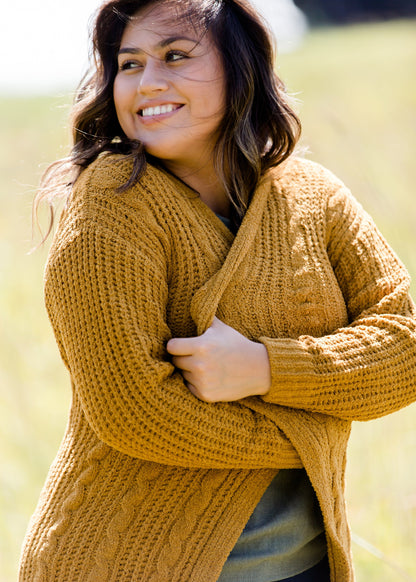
xmin=19 ymin=154 xmax=416 ymax=582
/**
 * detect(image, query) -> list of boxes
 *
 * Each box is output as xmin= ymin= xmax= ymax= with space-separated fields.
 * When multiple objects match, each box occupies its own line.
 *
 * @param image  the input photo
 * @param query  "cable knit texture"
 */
xmin=19 ymin=154 xmax=416 ymax=581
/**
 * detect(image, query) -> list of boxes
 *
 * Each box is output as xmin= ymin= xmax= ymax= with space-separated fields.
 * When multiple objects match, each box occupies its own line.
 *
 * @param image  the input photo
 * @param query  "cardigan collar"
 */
xmin=146 ymin=161 xmax=281 ymax=335
xmin=189 ymin=176 xmax=273 ymax=334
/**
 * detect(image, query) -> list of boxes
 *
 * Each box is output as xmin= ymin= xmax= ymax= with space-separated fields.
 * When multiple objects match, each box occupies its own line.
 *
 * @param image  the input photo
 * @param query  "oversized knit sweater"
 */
xmin=19 ymin=154 xmax=416 ymax=582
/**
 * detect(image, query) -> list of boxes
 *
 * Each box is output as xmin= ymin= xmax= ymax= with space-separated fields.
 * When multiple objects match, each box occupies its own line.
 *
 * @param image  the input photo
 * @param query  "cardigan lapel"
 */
xmin=190 ymin=176 xmax=272 ymax=335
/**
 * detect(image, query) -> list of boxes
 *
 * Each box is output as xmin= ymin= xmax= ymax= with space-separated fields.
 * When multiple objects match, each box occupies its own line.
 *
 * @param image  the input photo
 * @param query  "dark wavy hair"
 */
xmin=35 ymin=0 xmax=301 ymax=237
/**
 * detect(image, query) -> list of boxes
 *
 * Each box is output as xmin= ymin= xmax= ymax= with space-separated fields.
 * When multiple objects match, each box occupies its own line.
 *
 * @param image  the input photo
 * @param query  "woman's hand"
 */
xmin=166 ymin=317 xmax=271 ymax=402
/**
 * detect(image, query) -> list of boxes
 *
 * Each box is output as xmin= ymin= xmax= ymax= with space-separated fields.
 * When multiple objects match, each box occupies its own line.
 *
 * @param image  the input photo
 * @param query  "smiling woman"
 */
xmin=19 ymin=1 xmax=416 ymax=582
xmin=113 ymin=5 xmax=226 ymax=199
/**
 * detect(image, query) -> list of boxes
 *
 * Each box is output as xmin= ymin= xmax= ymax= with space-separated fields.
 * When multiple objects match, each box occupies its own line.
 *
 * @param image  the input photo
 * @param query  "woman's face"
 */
xmin=113 ymin=2 xmax=226 ymax=173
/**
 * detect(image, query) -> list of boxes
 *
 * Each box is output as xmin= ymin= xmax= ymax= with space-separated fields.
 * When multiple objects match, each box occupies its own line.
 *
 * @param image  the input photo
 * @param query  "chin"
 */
xmin=141 ymin=141 xmax=177 ymax=161
xmin=143 ymin=146 xmax=186 ymax=166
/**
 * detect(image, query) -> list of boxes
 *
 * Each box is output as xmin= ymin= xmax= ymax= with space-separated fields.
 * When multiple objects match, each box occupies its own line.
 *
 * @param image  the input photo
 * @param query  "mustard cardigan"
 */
xmin=19 ymin=154 xmax=416 ymax=581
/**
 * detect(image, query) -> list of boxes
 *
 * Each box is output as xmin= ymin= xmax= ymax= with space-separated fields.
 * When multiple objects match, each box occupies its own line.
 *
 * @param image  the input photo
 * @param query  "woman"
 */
xmin=19 ymin=1 xmax=416 ymax=581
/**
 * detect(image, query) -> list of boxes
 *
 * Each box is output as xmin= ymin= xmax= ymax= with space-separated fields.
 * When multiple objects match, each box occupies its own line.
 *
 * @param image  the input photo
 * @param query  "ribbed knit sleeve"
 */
xmin=261 ymin=185 xmax=416 ymax=421
xmin=44 ymin=166 xmax=301 ymax=470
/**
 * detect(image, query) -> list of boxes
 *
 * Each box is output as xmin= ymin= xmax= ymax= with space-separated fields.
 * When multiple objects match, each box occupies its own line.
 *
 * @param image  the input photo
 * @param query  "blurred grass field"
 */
xmin=1 ymin=18 xmax=415 ymax=582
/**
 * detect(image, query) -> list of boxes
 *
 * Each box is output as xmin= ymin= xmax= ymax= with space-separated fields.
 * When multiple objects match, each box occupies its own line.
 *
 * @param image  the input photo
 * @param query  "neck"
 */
xmin=161 ymin=160 xmax=231 ymax=218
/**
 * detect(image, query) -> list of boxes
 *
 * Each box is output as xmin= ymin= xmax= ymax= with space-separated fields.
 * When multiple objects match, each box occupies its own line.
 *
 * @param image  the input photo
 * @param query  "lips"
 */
xmin=139 ymin=103 xmax=183 ymax=118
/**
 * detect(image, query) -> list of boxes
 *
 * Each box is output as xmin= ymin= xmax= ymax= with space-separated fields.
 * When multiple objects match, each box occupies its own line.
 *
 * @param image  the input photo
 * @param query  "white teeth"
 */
xmin=141 ymin=104 xmax=178 ymax=117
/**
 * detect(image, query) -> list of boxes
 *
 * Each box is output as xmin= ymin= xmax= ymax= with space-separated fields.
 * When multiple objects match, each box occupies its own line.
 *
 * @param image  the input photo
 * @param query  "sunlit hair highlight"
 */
xmin=34 ymin=0 xmax=301 ymax=240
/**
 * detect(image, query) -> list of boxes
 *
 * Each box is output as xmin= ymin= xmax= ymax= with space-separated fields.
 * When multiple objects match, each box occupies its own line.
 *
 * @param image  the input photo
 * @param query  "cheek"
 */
xmin=113 ymin=78 xmax=134 ymax=135
xmin=205 ymin=65 xmax=226 ymax=117
xmin=114 ymin=75 xmax=137 ymax=112
xmin=204 ymin=82 xmax=225 ymax=124
xmin=113 ymin=78 xmax=126 ymax=117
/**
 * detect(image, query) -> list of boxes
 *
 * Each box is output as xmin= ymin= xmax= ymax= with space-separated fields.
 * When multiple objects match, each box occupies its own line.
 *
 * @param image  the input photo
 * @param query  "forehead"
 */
xmin=123 ymin=2 xmax=204 ymax=42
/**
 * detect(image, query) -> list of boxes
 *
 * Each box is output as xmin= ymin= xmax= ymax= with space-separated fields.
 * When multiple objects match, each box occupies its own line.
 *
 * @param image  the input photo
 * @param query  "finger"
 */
xmin=185 ymin=380 xmax=211 ymax=403
xmin=166 ymin=336 xmax=199 ymax=356
xmin=185 ymin=381 xmax=200 ymax=399
xmin=181 ymin=370 xmax=197 ymax=386
xmin=171 ymin=355 xmax=194 ymax=372
xmin=186 ymin=380 xmax=218 ymax=403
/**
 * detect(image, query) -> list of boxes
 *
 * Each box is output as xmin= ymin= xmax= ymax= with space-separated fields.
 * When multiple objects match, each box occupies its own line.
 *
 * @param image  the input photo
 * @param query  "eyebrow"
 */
xmin=118 ymin=35 xmax=199 ymax=56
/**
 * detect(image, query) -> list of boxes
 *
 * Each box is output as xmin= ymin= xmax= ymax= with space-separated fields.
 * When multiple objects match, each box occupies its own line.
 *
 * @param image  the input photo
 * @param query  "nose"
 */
xmin=138 ymin=58 xmax=169 ymax=95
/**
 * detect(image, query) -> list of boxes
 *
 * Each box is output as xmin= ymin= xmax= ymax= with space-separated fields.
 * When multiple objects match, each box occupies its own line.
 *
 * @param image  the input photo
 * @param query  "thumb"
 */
xmin=210 ymin=316 xmax=225 ymax=329
xmin=200 ymin=316 xmax=224 ymax=339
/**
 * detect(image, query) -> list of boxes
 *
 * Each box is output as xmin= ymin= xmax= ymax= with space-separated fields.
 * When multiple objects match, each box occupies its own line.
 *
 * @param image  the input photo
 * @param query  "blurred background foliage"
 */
xmin=296 ymin=0 xmax=416 ymax=24
xmin=0 ymin=6 xmax=415 ymax=582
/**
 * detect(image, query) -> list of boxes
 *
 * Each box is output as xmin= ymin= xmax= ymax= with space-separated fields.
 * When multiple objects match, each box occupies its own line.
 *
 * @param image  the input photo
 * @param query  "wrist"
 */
xmin=253 ymin=342 xmax=271 ymax=396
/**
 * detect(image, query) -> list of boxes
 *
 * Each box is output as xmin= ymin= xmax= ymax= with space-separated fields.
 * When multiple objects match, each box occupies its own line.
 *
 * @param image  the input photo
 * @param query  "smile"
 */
xmin=139 ymin=104 xmax=183 ymax=117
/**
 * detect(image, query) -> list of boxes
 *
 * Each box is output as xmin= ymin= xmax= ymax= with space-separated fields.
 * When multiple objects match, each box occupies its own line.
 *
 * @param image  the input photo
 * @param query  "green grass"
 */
xmin=1 ymin=19 xmax=415 ymax=582
xmin=0 ymin=95 xmax=73 ymax=581
xmin=278 ymin=20 xmax=416 ymax=282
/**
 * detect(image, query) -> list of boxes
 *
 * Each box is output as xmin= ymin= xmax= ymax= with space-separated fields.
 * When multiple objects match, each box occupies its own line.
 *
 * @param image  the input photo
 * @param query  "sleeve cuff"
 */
xmin=259 ymin=337 xmax=315 ymax=406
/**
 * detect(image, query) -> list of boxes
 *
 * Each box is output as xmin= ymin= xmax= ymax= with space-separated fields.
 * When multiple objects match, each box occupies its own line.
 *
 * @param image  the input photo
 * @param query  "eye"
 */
xmin=118 ymin=60 xmax=143 ymax=72
xmin=165 ymin=50 xmax=188 ymax=64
